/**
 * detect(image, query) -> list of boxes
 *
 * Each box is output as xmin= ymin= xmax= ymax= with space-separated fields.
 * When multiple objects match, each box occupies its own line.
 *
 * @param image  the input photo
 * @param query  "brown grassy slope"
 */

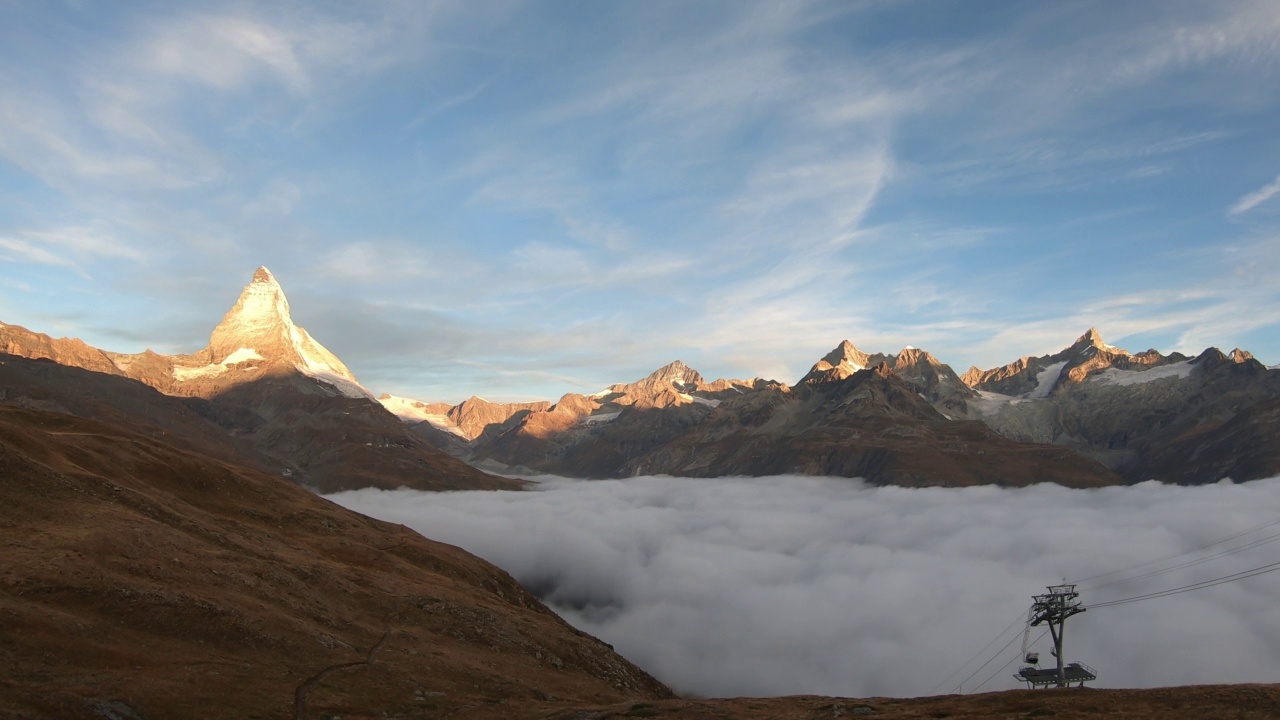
xmin=0 ymin=404 xmax=670 ymax=720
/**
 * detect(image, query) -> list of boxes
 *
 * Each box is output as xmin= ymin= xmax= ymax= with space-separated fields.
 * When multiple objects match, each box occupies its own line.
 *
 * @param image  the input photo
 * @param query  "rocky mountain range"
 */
xmin=398 ymin=332 xmax=1280 ymax=486
xmin=4 ymin=268 xmax=1278 ymax=489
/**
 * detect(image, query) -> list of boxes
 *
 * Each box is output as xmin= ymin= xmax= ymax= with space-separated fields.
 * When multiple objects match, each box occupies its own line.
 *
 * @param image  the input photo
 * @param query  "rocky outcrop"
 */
xmin=446 ymin=397 xmax=553 ymax=440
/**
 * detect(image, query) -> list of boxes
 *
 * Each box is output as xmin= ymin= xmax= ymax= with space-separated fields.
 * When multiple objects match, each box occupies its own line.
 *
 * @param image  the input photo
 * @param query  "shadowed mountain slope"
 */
xmin=0 ymin=353 xmax=517 ymax=493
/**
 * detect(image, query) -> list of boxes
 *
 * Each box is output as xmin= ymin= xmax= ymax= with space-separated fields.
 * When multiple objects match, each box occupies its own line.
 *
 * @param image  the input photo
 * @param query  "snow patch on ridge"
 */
xmin=968 ymin=390 xmax=1019 ymax=417
xmin=1092 ymin=360 xmax=1195 ymax=387
xmin=287 ymin=324 xmax=371 ymax=399
xmin=223 ymin=347 xmax=265 ymax=364
xmin=1025 ymin=361 xmax=1067 ymax=399
xmin=422 ymin=415 xmax=468 ymax=437
xmin=172 ymin=347 xmax=264 ymax=381
xmin=376 ymin=396 xmax=468 ymax=437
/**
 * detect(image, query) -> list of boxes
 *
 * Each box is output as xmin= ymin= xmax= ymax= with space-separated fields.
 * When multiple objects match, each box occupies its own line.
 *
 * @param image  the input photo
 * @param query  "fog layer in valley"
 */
xmin=329 ymin=475 xmax=1280 ymax=698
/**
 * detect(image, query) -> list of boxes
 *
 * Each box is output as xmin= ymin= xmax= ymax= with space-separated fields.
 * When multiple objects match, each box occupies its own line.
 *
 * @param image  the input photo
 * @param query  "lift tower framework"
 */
xmin=1030 ymin=584 xmax=1085 ymax=688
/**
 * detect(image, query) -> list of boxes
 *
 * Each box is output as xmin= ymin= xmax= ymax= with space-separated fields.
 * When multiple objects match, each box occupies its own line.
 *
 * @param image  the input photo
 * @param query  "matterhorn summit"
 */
xmin=171 ymin=267 xmax=370 ymax=398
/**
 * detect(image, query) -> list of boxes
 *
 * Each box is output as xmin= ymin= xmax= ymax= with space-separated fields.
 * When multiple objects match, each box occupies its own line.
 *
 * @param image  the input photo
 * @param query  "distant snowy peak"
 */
xmin=1069 ymin=327 xmax=1129 ymax=357
xmin=608 ymin=360 xmax=706 ymax=398
xmin=964 ymin=327 xmax=1220 ymax=398
xmin=646 ymin=360 xmax=704 ymax=386
xmin=179 ymin=266 xmax=371 ymax=399
xmin=800 ymin=340 xmax=871 ymax=384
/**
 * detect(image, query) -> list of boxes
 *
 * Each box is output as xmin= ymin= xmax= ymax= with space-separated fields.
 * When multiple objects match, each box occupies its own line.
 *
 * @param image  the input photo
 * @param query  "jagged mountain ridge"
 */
xmin=961 ymin=328 xmax=1188 ymax=398
xmin=396 ymin=349 xmax=1118 ymax=486
xmin=389 ymin=329 xmax=1278 ymax=485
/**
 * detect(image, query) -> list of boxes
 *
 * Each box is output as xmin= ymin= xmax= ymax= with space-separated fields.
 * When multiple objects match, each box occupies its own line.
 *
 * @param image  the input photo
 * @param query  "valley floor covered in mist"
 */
xmin=329 ymin=475 xmax=1280 ymax=699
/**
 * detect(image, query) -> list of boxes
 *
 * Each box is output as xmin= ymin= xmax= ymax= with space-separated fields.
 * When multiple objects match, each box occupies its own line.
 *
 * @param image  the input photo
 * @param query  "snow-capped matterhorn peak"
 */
xmin=208 ymin=266 xmax=293 ymax=359
xmin=177 ymin=266 xmax=371 ymax=399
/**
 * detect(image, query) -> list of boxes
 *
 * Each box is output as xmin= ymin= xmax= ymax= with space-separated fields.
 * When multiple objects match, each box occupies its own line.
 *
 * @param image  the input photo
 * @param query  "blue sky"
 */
xmin=1 ymin=0 xmax=1278 ymax=403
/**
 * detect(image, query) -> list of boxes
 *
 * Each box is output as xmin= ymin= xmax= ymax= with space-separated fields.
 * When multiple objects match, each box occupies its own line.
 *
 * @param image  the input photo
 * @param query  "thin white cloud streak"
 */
xmin=1230 ymin=175 xmax=1280 ymax=215
xmin=313 ymin=241 xmax=433 ymax=282
xmin=403 ymin=76 xmax=496 ymax=130
xmin=1108 ymin=0 xmax=1280 ymax=86
xmin=0 ymin=226 xmax=142 ymax=276
xmin=330 ymin=475 xmax=1280 ymax=698
xmin=146 ymin=14 xmax=311 ymax=94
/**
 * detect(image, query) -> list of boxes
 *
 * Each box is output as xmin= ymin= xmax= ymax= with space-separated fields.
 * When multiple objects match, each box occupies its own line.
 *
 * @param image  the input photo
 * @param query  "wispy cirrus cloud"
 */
xmin=0 ymin=226 xmax=142 ymax=276
xmin=1229 ymin=175 xmax=1280 ymax=216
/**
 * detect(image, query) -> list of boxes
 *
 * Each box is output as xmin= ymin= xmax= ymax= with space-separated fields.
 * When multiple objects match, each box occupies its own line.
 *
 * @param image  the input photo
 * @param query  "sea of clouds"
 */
xmin=328 ymin=475 xmax=1280 ymax=698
